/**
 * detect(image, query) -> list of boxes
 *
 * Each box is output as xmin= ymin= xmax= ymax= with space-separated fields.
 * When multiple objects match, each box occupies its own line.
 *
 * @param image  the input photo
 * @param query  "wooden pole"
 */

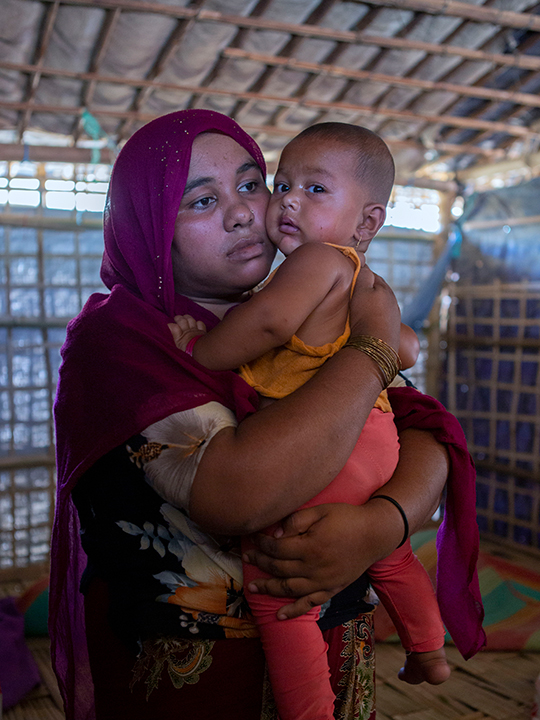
xmin=353 ymin=0 xmax=540 ymax=32
xmin=35 ymin=0 xmax=540 ymax=34
xmin=223 ymin=48 xmax=540 ymax=109
xmin=1 ymin=91 xmax=538 ymax=140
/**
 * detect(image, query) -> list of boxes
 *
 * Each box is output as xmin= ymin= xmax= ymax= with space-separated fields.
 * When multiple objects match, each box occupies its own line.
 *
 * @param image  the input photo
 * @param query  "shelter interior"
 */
xmin=1 ymin=0 xmax=540 ymax=718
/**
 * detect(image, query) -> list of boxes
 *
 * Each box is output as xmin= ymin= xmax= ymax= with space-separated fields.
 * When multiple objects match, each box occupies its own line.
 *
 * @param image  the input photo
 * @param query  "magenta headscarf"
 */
xmin=51 ymin=110 xmax=266 ymax=720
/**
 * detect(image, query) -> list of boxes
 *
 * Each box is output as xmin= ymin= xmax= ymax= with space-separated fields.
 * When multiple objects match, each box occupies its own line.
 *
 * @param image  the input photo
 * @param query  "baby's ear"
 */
xmin=357 ymin=203 xmax=386 ymax=245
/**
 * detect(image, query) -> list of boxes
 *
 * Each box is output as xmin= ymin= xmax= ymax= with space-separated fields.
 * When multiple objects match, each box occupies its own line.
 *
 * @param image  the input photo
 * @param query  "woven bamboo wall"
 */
xmin=0 ymin=204 xmax=105 ymax=581
xmin=440 ymin=280 xmax=540 ymax=554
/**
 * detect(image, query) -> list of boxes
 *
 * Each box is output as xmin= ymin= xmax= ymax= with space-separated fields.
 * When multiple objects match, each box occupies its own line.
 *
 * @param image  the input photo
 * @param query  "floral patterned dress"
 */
xmin=73 ymin=419 xmax=377 ymax=719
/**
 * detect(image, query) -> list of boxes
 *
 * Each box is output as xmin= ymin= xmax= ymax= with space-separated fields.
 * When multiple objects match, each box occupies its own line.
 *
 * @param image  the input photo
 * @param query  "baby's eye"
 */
xmin=274 ymin=182 xmax=289 ymax=193
xmin=191 ymin=196 xmax=215 ymax=209
xmin=308 ymin=184 xmax=325 ymax=194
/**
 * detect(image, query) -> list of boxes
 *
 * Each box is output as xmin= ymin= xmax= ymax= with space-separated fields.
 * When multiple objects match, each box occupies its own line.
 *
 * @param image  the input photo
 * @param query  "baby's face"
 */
xmin=266 ymin=138 xmax=367 ymax=256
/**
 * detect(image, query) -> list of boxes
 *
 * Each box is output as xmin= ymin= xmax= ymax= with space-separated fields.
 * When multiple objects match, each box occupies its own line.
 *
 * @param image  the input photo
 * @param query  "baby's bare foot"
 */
xmin=398 ymin=647 xmax=451 ymax=685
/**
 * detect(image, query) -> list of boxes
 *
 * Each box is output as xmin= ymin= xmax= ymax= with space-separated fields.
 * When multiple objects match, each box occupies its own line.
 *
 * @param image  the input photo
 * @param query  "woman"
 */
xmin=51 ymin=110 xmax=482 ymax=720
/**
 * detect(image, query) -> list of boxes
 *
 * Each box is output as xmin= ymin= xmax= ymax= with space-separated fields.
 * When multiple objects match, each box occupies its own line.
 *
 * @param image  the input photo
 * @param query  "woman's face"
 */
xmin=172 ymin=132 xmax=274 ymax=301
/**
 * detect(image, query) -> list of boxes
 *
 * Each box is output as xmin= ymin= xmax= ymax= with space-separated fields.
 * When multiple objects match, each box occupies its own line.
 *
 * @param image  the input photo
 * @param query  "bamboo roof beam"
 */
xmin=369 ymin=9 xmax=505 ymax=137
xmin=229 ymin=0 xmax=339 ymax=124
xmin=222 ymin=48 xmax=540 ymax=110
xmin=71 ymin=7 xmax=121 ymax=143
xmin=0 ymin=137 xmax=504 ymax=164
xmin=32 ymin=0 xmax=540 ymax=71
xmin=1 ymin=85 xmax=538 ymax=139
xmin=264 ymin=7 xmax=384 ymax=128
xmin=353 ymin=0 xmax=540 ymax=32
xmin=117 ymin=0 xmax=206 ymax=142
xmin=0 ymin=143 xmax=116 ymax=164
xmin=283 ymin=11 xmax=426 ymax=130
xmin=17 ymin=0 xmax=60 ymax=142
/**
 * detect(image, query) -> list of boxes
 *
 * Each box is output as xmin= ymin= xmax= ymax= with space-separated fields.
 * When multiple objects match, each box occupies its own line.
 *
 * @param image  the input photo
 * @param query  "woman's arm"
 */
xmin=242 ymin=427 xmax=448 ymax=618
xmin=189 ymin=267 xmax=402 ymax=535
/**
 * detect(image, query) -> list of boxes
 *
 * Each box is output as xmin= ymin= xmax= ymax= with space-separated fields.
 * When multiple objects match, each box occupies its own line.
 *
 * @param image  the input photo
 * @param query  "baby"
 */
xmin=170 ymin=123 xmax=450 ymax=720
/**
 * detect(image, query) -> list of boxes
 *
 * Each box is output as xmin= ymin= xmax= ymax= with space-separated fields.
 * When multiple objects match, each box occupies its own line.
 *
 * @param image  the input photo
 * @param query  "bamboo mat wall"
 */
xmin=440 ymin=281 xmax=540 ymax=555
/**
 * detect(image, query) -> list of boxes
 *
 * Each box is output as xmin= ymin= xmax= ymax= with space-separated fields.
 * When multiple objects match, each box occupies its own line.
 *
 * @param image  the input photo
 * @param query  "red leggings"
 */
xmin=243 ymin=410 xmax=445 ymax=720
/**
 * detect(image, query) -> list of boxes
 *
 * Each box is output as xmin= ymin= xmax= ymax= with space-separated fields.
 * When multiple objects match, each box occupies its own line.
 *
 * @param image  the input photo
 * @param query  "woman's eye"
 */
xmin=192 ymin=196 xmax=215 ymax=209
xmin=240 ymin=180 xmax=258 ymax=193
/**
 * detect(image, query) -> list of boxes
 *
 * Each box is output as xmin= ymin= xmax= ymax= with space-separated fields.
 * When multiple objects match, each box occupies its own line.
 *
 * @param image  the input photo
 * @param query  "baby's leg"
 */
xmin=243 ymin=538 xmax=335 ymax=720
xmin=369 ymin=541 xmax=450 ymax=686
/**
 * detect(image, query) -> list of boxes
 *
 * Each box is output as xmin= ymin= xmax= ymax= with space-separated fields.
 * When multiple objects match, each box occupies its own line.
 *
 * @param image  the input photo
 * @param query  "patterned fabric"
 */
xmin=73 ymin=433 xmax=258 ymax=645
xmin=131 ymin=637 xmax=215 ymax=698
xmin=130 ymin=614 xmax=376 ymax=720
xmin=141 ymin=402 xmax=238 ymax=512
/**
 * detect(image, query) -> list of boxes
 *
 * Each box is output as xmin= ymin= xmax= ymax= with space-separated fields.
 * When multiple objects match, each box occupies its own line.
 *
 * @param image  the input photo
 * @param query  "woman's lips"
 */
xmin=227 ymin=237 xmax=265 ymax=261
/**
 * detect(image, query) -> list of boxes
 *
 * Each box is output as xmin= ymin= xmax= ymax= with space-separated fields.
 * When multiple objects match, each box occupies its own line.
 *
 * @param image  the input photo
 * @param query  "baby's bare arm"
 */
xmin=399 ymin=324 xmax=420 ymax=370
xmin=182 ymin=244 xmax=352 ymax=371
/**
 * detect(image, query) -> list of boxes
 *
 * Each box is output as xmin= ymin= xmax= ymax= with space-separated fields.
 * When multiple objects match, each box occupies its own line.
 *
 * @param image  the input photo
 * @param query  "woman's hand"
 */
xmin=349 ymin=265 xmax=401 ymax=351
xmin=243 ymin=501 xmax=404 ymax=620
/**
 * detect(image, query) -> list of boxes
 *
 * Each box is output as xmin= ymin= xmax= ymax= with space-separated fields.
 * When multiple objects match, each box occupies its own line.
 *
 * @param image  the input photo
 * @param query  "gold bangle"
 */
xmin=343 ymin=335 xmax=401 ymax=388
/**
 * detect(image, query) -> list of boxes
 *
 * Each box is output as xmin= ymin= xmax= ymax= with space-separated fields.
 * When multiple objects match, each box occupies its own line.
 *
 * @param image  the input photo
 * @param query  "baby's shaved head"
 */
xmin=290 ymin=122 xmax=395 ymax=206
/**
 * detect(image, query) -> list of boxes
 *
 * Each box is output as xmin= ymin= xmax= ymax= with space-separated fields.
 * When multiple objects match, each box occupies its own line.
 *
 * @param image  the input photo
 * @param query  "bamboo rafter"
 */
xmin=0 ymin=136 xmax=503 ymax=165
xmin=71 ymin=6 xmax=121 ymax=143
xmin=1 ymin=92 xmax=538 ymax=139
xmin=18 ymin=0 xmax=60 ymax=141
xmin=29 ymin=0 xmax=540 ymax=72
xmin=354 ymin=0 xmax=540 ymax=31
xmin=222 ymin=48 xmax=540 ymax=110
xmin=1 ymin=66 xmax=539 ymax=139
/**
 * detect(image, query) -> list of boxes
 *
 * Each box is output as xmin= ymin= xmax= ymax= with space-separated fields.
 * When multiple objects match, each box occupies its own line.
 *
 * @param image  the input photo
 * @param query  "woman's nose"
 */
xmin=225 ymin=200 xmax=253 ymax=231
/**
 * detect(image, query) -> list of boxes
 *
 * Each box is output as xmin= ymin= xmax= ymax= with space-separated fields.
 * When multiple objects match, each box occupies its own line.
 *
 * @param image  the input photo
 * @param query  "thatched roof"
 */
xmin=1 ymin=0 xmax=539 ymax=181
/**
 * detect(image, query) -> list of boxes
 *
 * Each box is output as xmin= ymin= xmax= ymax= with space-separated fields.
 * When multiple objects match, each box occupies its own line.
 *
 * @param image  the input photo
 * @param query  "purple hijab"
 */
xmin=51 ymin=110 xmax=265 ymax=720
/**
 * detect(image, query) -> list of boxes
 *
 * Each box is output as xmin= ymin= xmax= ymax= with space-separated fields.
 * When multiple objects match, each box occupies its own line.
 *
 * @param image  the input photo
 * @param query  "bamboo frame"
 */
xmin=222 ymin=47 xmax=540 ymax=110
xmin=17 ymin=1 xmax=60 ymax=142
xmin=1 ymin=89 xmax=538 ymax=140
xmin=354 ymin=0 xmax=540 ymax=31
xmin=34 ymin=0 xmax=540 ymax=36
xmin=441 ymin=281 xmax=540 ymax=553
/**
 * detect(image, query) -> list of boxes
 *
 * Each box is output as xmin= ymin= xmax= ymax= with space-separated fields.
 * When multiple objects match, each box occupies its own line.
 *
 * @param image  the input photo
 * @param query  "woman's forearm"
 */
xmin=369 ymin=428 xmax=448 ymax=545
xmin=190 ymin=347 xmax=386 ymax=534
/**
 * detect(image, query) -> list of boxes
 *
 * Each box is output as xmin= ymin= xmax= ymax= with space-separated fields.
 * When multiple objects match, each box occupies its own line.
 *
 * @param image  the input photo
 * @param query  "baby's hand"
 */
xmin=168 ymin=314 xmax=207 ymax=352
